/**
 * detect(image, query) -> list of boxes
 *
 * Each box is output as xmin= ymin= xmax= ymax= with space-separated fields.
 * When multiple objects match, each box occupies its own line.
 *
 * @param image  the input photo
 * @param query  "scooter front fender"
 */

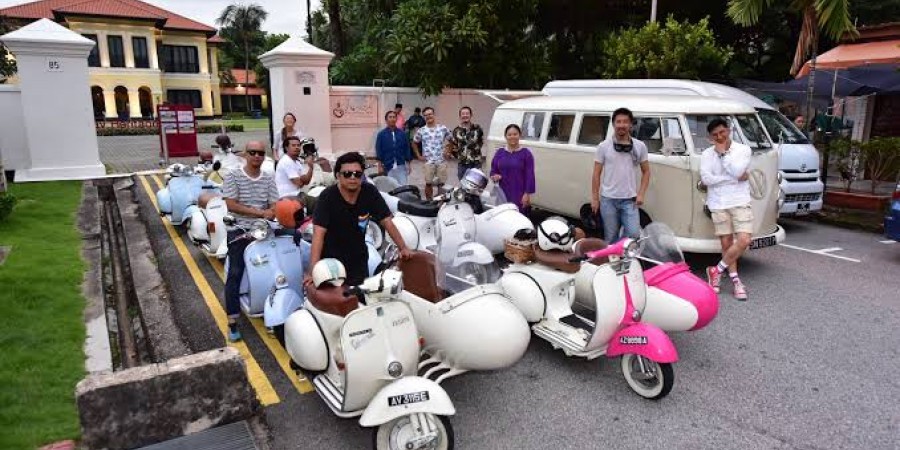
xmin=607 ymin=323 xmax=678 ymax=363
xmin=264 ymin=287 xmax=305 ymax=328
xmin=358 ymin=376 xmax=455 ymax=427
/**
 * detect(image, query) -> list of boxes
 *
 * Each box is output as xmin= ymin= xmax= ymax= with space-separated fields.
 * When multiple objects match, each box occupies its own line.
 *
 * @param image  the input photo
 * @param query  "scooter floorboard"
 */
xmin=560 ymin=314 xmax=593 ymax=332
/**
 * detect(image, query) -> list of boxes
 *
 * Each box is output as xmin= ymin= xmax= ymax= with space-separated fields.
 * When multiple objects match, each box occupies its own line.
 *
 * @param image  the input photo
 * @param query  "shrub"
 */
xmin=0 ymin=191 xmax=16 ymax=221
xmin=95 ymin=124 xmax=244 ymax=136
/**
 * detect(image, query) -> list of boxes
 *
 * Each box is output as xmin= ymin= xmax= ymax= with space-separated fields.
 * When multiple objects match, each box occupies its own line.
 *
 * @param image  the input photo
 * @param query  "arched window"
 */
xmin=114 ymin=86 xmax=129 ymax=120
xmin=90 ymin=86 xmax=105 ymax=119
xmin=138 ymin=87 xmax=153 ymax=119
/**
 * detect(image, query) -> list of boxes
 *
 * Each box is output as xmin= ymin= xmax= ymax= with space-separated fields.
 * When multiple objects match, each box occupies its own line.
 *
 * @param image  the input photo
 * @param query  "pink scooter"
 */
xmin=500 ymin=226 xmax=681 ymax=399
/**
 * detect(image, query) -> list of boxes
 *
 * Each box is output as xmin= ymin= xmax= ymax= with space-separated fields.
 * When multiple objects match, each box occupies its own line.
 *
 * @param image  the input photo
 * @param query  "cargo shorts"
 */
xmin=711 ymin=204 xmax=754 ymax=236
xmin=423 ymin=162 xmax=448 ymax=185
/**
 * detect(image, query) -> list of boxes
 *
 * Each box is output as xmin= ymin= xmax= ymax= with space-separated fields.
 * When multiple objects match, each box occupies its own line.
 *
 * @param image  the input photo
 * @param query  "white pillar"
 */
xmin=98 ymin=31 xmax=110 ymax=67
xmin=260 ymin=37 xmax=335 ymax=154
xmin=0 ymin=19 xmax=105 ymax=181
xmin=123 ymin=33 xmax=135 ymax=68
xmin=149 ymin=37 xmax=160 ymax=70
xmin=128 ymin=88 xmax=141 ymax=118
xmin=103 ymin=90 xmax=117 ymax=119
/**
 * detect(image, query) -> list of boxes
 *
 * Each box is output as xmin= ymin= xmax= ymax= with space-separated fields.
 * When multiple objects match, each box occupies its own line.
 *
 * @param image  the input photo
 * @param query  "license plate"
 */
xmin=796 ymin=203 xmax=810 ymax=216
xmin=750 ymin=236 xmax=777 ymax=250
xmin=388 ymin=391 xmax=430 ymax=407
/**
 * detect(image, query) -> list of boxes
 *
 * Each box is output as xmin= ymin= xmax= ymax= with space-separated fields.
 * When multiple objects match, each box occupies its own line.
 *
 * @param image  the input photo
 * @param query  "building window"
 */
xmin=107 ymin=35 xmax=125 ymax=67
xmin=83 ymin=34 xmax=100 ymax=67
xmin=167 ymin=90 xmax=202 ymax=108
xmin=132 ymin=37 xmax=149 ymax=69
xmin=159 ymin=45 xmax=199 ymax=73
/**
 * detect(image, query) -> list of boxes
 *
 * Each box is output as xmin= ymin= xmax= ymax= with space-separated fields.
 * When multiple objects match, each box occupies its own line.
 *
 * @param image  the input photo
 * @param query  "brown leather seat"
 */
xmin=533 ymin=247 xmax=581 ymax=274
xmin=573 ymin=238 xmax=610 ymax=266
xmin=197 ymin=192 xmax=221 ymax=208
xmin=398 ymin=251 xmax=442 ymax=303
xmin=308 ymin=284 xmax=359 ymax=317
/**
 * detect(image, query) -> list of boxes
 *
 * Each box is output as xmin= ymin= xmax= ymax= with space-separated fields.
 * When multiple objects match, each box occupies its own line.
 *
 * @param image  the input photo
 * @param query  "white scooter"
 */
xmin=498 ymin=223 xmax=681 ymax=400
xmin=186 ymin=189 xmax=230 ymax=259
xmin=283 ymin=261 xmax=456 ymax=449
xmin=376 ymin=169 xmax=534 ymax=255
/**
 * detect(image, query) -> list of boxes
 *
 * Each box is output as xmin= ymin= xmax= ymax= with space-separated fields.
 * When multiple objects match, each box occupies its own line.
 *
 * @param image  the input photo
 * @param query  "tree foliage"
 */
xmin=217 ymin=4 xmax=268 ymax=106
xmin=0 ymin=15 xmax=17 ymax=83
xmin=600 ymin=17 xmax=732 ymax=80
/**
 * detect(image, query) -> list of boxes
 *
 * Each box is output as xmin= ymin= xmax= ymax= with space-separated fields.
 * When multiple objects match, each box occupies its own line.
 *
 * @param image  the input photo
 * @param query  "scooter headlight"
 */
xmin=387 ymin=361 xmax=403 ymax=378
xmin=250 ymin=220 xmax=269 ymax=241
xmin=275 ymin=274 xmax=287 ymax=286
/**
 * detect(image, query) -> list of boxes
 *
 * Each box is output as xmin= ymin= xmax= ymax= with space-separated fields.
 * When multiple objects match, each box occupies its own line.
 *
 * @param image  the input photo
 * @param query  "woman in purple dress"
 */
xmin=490 ymin=124 xmax=535 ymax=213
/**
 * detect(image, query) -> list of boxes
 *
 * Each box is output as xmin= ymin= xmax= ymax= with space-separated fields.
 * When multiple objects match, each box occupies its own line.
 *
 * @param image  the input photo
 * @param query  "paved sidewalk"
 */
xmin=99 ymin=131 xmax=268 ymax=173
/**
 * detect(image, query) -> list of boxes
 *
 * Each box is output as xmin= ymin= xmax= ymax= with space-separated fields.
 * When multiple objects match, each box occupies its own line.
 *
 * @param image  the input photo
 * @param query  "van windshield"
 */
xmin=756 ymin=109 xmax=810 ymax=145
xmin=733 ymin=114 xmax=773 ymax=151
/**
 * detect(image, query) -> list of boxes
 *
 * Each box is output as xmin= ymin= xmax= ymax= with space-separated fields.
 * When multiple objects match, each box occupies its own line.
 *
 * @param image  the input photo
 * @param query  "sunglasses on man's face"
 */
xmin=246 ymin=150 xmax=266 ymax=157
xmin=341 ymin=170 xmax=364 ymax=179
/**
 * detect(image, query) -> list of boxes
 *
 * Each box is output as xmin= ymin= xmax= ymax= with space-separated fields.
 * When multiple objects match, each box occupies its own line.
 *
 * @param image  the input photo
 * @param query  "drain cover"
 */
xmin=136 ymin=421 xmax=258 ymax=450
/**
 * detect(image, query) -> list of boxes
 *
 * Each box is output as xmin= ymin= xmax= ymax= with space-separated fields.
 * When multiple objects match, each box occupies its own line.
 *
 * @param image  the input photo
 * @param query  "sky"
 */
xmin=0 ymin=0 xmax=320 ymax=36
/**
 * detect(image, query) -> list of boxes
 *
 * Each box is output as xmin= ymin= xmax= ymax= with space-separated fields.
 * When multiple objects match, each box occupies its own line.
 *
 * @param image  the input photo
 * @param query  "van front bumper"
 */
xmin=779 ymin=180 xmax=824 ymax=215
xmin=676 ymin=225 xmax=786 ymax=254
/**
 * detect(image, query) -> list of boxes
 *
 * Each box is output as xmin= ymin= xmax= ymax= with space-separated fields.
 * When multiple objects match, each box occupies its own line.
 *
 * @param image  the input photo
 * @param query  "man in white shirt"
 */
xmin=700 ymin=118 xmax=753 ymax=301
xmin=275 ymin=136 xmax=315 ymax=198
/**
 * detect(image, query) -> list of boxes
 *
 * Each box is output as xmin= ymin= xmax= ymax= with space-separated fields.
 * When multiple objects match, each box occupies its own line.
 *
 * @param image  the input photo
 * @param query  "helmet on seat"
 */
xmin=274 ymin=198 xmax=305 ymax=228
xmin=538 ymin=216 xmax=576 ymax=251
xmin=300 ymin=137 xmax=318 ymax=159
xmin=312 ymin=258 xmax=347 ymax=288
xmin=461 ymin=168 xmax=488 ymax=195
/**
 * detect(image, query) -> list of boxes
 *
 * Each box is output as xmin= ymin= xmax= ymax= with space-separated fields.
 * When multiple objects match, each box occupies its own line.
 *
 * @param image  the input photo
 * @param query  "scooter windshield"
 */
xmin=479 ymin=182 xmax=507 ymax=208
xmin=436 ymin=240 xmax=502 ymax=294
xmin=638 ymin=222 xmax=684 ymax=265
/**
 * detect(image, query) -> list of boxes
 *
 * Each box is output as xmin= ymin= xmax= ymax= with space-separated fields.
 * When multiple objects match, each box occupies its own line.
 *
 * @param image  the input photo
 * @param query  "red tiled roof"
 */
xmin=228 ymin=69 xmax=257 ymax=85
xmin=0 ymin=0 xmax=216 ymax=34
xmin=207 ymin=34 xmax=225 ymax=44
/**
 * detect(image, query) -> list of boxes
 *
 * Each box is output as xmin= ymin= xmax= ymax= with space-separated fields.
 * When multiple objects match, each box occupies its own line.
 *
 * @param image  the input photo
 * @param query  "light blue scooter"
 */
xmin=156 ymin=163 xmax=221 ymax=226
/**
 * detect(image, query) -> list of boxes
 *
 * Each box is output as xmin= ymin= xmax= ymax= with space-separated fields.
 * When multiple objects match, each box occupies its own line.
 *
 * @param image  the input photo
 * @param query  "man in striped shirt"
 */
xmin=222 ymin=140 xmax=279 ymax=341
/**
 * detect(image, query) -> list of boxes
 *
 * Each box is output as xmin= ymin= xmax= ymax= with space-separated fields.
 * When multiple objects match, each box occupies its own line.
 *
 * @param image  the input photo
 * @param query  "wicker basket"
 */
xmin=504 ymin=238 xmax=536 ymax=264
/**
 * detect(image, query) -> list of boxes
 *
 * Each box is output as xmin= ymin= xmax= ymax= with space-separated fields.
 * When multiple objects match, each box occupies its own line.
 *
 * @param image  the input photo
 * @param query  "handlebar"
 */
xmin=567 ymin=239 xmax=629 ymax=263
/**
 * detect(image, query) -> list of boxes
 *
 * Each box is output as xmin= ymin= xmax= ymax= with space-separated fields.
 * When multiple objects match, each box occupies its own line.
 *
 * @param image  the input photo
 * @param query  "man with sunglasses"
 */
xmin=308 ymin=152 xmax=412 ymax=287
xmin=590 ymin=107 xmax=651 ymax=243
xmin=222 ymin=141 xmax=279 ymax=342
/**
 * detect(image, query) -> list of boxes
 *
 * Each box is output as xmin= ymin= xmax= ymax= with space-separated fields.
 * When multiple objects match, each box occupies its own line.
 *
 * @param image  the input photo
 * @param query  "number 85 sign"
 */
xmin=46 ymin=58 xmax=62 ymax=72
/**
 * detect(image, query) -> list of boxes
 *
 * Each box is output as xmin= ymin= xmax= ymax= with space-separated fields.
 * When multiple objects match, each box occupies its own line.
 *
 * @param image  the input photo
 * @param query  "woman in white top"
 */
xmin=272 ymin=112 xmax=303 ymax=159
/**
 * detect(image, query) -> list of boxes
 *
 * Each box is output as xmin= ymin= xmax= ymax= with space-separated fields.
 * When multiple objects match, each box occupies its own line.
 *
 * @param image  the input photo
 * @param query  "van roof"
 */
xmin=541 ymin=79 xmax=773 ymax=110
xmin=498 ymin=93 xmax=759 ymax=115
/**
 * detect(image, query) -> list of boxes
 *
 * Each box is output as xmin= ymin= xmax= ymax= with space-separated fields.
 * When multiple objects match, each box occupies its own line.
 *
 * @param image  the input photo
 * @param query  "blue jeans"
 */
xmin=225 ymin=230 xmax=251 ymax=320
xmin=600 ymin=197 xmax=640 ymax=243
xmin=387 ymin=164 xmax=408 ymax=185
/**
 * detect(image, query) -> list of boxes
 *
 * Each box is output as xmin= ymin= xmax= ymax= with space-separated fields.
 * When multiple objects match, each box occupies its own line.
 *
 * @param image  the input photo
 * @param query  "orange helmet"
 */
xmin=275 ymin=198 xmax=305 ymax=228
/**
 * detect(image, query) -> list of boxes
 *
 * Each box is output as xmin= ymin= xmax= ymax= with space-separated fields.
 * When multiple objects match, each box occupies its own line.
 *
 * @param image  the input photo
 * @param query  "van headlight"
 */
xmin=777 ymin=189 xmax=785 ymax=210
xmin=777 ymin=172 xmax=784 ymax=185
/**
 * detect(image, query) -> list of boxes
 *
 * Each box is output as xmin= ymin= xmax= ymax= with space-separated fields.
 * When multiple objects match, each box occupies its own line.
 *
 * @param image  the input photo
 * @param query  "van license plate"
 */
xmin=750 ymin=236 xmax=777 ymax=250
xmin=796 ymin=203 xmax=810 ymax=215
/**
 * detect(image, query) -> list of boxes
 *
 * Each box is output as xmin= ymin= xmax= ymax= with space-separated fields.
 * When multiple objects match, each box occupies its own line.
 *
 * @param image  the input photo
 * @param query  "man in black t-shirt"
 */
xmin=309 ymin=152 xmax=412 ymax=285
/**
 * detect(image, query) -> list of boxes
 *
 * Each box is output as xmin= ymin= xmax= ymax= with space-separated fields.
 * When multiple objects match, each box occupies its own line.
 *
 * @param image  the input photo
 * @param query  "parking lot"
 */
xmin=133 ymin=172 xmax=899 ymax=450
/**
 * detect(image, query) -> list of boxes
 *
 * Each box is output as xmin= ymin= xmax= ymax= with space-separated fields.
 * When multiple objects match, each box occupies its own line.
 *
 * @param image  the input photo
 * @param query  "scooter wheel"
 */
xmin=373 ymin=413 xmax=454 ymax=450
xmin=621 ymin=354 xmax=674 ymax=400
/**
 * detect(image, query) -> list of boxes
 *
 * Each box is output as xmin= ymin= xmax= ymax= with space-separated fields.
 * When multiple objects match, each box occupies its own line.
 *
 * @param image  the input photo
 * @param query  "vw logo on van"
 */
xmin=748 ymin=169 xmax=767 ymax=200
xmin=799 ymin=163 xmax=808 ymax=173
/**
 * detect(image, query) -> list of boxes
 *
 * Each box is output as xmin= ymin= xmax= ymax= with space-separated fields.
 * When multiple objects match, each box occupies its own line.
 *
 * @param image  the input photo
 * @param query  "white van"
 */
xmin=485 ymin=94 xmax=786 ymax=253
xmin=542 ymin=79 xmax=824 ymax=216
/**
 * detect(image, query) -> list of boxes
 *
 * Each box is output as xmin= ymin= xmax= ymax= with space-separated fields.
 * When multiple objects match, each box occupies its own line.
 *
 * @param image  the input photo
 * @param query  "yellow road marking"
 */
xmin=148 ymin=175 xmax=313 ymax=395
xmin=138 ymin=175 xmax=280 ymax=405
xmin=205 ymin=256 xmax=314 ymax=394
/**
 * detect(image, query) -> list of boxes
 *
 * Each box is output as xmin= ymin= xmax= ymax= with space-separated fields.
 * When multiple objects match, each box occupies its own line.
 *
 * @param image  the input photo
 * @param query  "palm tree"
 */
xmin=326 ymin=0 xmax=345 ymax=58
xmin=727 ymin=0 xmax=856 ymax=129
xmin=306 ymin=0 xmax=313 ymax=41
xmin=217 ymin=4 xmax=268 ymax=113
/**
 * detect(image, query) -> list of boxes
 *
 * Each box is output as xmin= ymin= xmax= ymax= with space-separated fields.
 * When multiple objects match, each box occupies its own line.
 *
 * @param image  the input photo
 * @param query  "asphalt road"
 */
xmin=132 ymin=177 xmax=900 ymax=450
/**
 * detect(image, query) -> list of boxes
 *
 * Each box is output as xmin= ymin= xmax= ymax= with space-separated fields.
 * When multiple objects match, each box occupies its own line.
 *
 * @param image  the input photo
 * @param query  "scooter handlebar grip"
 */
xmin=567 ymin=256 xmax=587 ymax=263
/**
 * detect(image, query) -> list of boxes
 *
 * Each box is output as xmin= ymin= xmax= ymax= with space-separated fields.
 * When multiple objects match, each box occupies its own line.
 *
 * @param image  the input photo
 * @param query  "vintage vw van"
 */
xmin=485 ymin=94 xmax=786 ymax=253
xmin=542 ymin=79 xmax=823 ymax=216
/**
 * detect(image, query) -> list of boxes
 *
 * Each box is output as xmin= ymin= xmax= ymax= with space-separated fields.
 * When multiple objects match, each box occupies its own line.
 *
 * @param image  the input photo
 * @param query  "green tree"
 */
xmin=600 ymin=17 xmax=732 ymax=79
xmin=325 ymin=0 xmax=346 ymax=57
xmin=253 ymin=33 xmax=290 ymax=89
xmin=216 ymin=3 xmax=268 ymax=111
xmin=0 ymin=15 xmax=16 ymax=83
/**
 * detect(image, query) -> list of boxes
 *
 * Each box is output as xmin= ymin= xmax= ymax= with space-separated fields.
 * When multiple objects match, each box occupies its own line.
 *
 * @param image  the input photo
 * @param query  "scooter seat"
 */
xmin=307 ymin=284 xmax=359 ymax=317
xmin=397 ymin=197 xmax=441 ymax=217
xmin=398 ymin=251 xmax=442 ymax=303
xmin=197 ymin=192 xmax=222 ymax=208
xmin=533 ymin=247 xmax=581 ymax=274
xmin=389 ymin=185 xmax=421 ymax=199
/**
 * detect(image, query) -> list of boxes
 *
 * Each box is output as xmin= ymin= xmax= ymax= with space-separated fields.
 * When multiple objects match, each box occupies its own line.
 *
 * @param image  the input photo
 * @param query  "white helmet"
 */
xmin=537 ymin=216 xmax=576 ymax=251
xmin=312 ymin=258 xmax=347 ymax=287
xmin=460 ymin=168 xmax=489 ymax=195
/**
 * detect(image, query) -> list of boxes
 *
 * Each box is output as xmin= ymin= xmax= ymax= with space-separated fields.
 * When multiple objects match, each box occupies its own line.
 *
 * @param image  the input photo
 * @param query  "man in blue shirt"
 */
xmin=375 ymin=110 xmax=412 ymax=185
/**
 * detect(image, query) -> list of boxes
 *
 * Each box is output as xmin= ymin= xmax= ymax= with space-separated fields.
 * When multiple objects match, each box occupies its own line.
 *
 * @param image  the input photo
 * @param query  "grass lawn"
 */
xmin=0 ymin=182 xmax=86 ymax=449
xmin=200 ymin=117 xmax=271 ymax=131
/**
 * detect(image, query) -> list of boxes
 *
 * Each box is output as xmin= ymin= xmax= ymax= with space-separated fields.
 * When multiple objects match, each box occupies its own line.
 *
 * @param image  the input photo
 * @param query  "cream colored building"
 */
xmin=1 ymin=0 xmax=223 ymax=119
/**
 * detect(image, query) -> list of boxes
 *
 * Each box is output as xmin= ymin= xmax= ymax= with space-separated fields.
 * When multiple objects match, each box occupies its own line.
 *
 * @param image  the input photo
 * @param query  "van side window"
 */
xmin=631 ymin=117 xmax=686 ymax=154
xmin=686 ymin=115 xmax=744 ymax=153
xmin=521 ymin=112 xmax=545 ymax=140
xmin=547 ymin=113 xmax=576 ymax=143
xmin=577 ymin=115 xmax=610 ymax=146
